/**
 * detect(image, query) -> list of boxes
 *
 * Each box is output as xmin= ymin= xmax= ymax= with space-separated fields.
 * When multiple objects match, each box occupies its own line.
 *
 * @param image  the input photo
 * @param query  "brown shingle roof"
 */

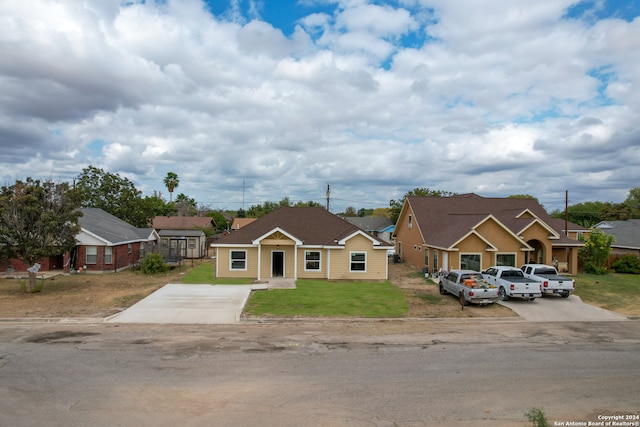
xmin=215 ymin=207 xmax=389 ymax=246
xmin=152 ymin=216 xmax=213 ymax=230
xmin=406 ymin=194 xmax=581 ymax=248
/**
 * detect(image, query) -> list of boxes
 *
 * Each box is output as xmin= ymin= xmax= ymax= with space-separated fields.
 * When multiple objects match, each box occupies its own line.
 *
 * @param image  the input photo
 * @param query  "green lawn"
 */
xmin=574 ymin=273 xmax=640 ymax=315
xmin=245 ymin=280 xmax=408 ymax=318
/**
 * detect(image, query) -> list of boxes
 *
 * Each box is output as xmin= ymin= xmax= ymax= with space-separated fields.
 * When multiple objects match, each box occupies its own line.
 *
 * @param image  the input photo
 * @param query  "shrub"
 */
xmin=525 ymin=407 xmax=550 ymax=427
xmin=582 ymin=262 xmax=608 ymax=275
xmin=140 ymin=253 xmax=169 ymax=274
xmin=611 ymin=255 xmax=640 ymax=274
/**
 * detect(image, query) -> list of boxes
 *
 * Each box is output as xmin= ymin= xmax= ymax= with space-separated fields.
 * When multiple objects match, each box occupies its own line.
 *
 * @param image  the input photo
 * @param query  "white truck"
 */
xmin=439 ymin=270 xmax=499 ymax=306
xmin=482 ymin=266 xmax=542 ymax=301
xmin=520 ymin=264 xmax=574 ymax=298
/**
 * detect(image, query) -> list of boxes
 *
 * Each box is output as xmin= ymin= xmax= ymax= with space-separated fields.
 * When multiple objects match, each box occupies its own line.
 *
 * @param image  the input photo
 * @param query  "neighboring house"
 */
xmin=212 ymin=207 xmax=393 ymax=281
xmin=593 ymin=220 xmax=640 ymax=258
xmin=230 ymin=217 xmax=257 ymax=230
xmin=153 ymin=216 xmax=215 ymax=259
xmin=3 ymin=208 xmax=158 ymax=273
xmin=157 ymin=229 xmax=207 ymax=260
xmin=67 ymin=208 xmax=159 ymax=273
xmin=393 ymin=194 xmax=585 ymax=275
xmin=344 ymin=217 xmax=395 ymax=243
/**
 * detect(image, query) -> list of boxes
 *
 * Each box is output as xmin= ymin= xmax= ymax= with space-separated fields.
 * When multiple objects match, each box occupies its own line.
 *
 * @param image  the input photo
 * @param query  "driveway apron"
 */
xmin=498 ymin=294 xmax=628 ymax=322
xmin=105 ymin=284 xmax=253 ymax=324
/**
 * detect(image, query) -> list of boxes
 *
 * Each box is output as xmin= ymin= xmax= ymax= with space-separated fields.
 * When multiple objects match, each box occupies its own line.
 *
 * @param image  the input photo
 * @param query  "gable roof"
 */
xmin=594 ymin=219 xmax=640 ymax=249
xmin=231 ymin=217 xmax=257 ymax=230
xmin=152 ymin=216 xmax=214 ymax=230
xmin=79 ymin=208 xmax=152 ymax=246
xmin=214 ymin=207 xmax=391 ymax=247
xmin=401 ymin=194 xmax=582 ymax=249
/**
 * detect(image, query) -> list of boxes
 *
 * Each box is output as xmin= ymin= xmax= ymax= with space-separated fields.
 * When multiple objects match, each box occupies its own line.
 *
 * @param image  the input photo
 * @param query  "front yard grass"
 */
xmin=574 ymin=273 xmax=640 ymax=315
xmin=245 ymin=280 xmax=408 ymax=318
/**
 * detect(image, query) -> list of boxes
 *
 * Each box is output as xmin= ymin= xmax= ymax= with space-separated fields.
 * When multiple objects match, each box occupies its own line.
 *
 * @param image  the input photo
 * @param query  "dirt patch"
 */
xmin=0 ymin=260 xmax=515 ymax=319
xmin=388 ymin=262 xmax=516 ymax=318
xmin=0 ymin=263 xmax=198 ymax=318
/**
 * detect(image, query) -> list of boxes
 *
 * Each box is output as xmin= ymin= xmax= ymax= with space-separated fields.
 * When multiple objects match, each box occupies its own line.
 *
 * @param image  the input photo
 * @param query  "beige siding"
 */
xmin=297 ymin=248 xmax=327 ymax=279
xmin=329 ymin=234 xmax=388 ymax=280
xmin=216 ymin=246 xmax=259 ymax=278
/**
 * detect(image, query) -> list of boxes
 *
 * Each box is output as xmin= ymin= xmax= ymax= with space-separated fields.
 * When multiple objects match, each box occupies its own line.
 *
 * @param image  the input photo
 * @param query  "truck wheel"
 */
xmin=459 ymin=292 xmax=469 ymax=306
xmin=439 ymin=283 xmax=447 ymax=295
xmin=561 ymin=292 xmax=570 ymax=298
xmin=499 ymin=287 xmax=510 ymax=301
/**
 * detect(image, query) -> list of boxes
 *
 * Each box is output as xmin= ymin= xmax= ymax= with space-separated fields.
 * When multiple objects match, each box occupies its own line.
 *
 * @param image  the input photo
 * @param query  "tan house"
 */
xmin=212 ymin=207 xmax=393 ymax=281
xmin=393 ymin=194 xmax=585 ymax=275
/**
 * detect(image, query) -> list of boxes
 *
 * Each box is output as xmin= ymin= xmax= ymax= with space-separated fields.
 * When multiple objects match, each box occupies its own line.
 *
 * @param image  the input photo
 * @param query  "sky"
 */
xmin=1 ymin=0 xmax=639 ymax=214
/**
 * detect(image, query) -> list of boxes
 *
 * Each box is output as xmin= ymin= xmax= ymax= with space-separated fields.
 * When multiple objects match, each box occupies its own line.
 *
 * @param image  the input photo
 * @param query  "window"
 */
xmin=461 ymin=254 xmax=481 ymax=271
xmin=305 ymin=251 xmax=321 ymax=271
xmin=408 ymin=215 xmax=412 ymax=228
xmin=104 ymin=247 xmax=112 ymax=264
xmin=188 ymin=239 xmax=196 ymax=249
xmin=230 ymin=250 xmax=247 ymax=270
xmin=140 ymin=242 xmax=146 ymax=257
xmin=350 ymin=252 xmax=366 ymax=272
xmin=128 ymin=243 xmax=132 ymax=254
xmin=433 ymin=250 xmax=439 ymax=271
xmin=496 ymin=253 xmax=516 ymax=267
xmin=86 ymin=246 xmax=97 ymax=264
xmin=424 ymin=248 xmax=429 ymax=267
xmin=162 ymin=238 xmax=169 ymax=247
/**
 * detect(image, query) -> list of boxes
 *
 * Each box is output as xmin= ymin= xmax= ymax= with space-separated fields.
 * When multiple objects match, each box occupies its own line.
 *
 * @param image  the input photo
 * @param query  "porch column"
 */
xmin=293 ymin=244 xmax=298 ymax=280
xmin=257 ymin=243 xmax=261 ymax=281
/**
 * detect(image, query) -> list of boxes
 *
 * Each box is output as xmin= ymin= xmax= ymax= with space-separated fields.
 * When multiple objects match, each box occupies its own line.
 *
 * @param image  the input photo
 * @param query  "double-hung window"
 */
xmin=104 ymin=247 xmax=112 ymax=264
xmin=305 ymin=251 xmax=321 ymax=271
xmin=86 ymin=246 xmax=97 ymax=264
xmin=350 ymin=252 xmax=366 ymax=272
xmin=230 ymin=250 xmax=247 ymax=270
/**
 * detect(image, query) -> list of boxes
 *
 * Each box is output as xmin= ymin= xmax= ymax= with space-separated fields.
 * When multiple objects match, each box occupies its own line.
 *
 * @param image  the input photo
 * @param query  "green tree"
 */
xmin=0 ymin=178 xmax=82 ymax=292
xmin=623 ymin=187 xmax=640 ymax=218
xmin=163 ymin=172 xmax=179 ymax=202
xmin=343 ymin=207 xmax=357 ymax=217
xmin=76 ymin=166 xmax=151 ymax=227
xmin=174 ymin=193 xmax=197 ymax=216
xmin=206 ymin=211 xmax=228 ymax=232
xmin=389 ymin=187 xmax=455 ymax=223
xmin=579 ymin=228 xmax=615 ymax=274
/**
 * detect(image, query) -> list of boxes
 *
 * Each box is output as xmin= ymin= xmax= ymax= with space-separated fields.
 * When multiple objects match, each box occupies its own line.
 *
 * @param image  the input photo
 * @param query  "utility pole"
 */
xmin=326 ymin=184 xmax=330 ymax=211
xmin=565 ymin=190 xmax=569 ymax=236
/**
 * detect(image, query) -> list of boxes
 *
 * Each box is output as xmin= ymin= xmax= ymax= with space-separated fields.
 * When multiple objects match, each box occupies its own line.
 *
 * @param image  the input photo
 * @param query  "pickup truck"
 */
xmin=520 ymin=264 xmax=574 ymax=298
xmin=482 ymin=266 xmax=542 ymax=301
xmin=439 ymin=270 xmax=499 ymax=306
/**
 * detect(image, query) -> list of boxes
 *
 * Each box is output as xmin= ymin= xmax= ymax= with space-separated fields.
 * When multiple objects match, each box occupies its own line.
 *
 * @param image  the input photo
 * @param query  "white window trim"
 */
xmin=460 ymin=253 xmax=482 ymax=271
xmin=496 ymin=252 xmax=517 ymax=267
xmin=104 ymin=247 xmax=112 ymax=264
xmin=229 ymin=250 xmax=247 ymax=271
xmin=349 ymin=251 xmax=367 ymax=273
xmin=86 ymin=246 xmax=97 ymax=264
xmin=304 ymin=250 xmax=322 ymax=272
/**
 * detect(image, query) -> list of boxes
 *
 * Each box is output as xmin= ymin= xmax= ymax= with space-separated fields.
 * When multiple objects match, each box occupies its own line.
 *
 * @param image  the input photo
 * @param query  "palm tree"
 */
xmin=163 ymin=172 xmax=179 ymax=202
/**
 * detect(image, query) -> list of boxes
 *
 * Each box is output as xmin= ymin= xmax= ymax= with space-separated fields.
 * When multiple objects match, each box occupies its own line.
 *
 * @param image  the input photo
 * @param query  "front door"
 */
xmin=272 ymin=251 xmax=284 ymax=277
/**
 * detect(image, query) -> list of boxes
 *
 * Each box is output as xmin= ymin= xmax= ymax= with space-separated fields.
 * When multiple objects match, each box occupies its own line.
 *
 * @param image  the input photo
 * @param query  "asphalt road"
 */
xmin=1 ymin=319 xmax=639 ymax=427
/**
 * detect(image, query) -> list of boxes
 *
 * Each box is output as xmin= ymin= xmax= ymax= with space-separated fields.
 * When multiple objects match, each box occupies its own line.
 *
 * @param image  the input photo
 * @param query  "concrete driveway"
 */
xmin=105 ymin=284 xmax=254 ymax=324
xmin=498 ymin=294 xmax=628 ymax=322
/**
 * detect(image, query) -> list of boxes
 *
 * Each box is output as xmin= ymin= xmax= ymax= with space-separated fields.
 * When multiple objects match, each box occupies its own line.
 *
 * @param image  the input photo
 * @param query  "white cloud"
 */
xmin=0 ymin=0 xmax=638 ymax=210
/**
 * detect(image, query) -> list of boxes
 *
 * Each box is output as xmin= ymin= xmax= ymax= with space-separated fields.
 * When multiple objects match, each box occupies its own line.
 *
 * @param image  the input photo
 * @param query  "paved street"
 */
xmin=1 ymin=319 xmax=639 ymax=426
